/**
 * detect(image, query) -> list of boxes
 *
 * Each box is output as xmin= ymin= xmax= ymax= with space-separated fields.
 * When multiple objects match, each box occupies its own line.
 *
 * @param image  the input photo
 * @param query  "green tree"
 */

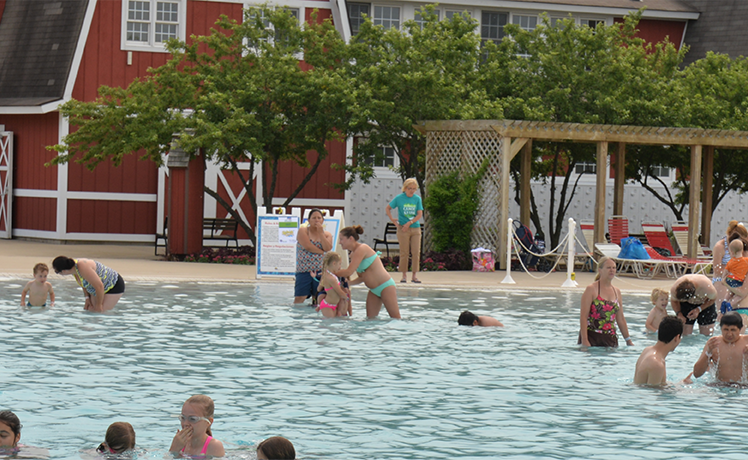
xmin=50 ymin=6 xmax=353 ymax=245
xmin=483 ymin=12 xmax=683 ymax=246
xmin=341 ymin=7 xmax=499 ymax=195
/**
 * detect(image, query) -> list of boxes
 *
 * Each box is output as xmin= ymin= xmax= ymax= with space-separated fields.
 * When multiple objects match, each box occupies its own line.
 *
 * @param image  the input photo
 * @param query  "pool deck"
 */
xmin=0 ymin=239 xmax=675 ymax=293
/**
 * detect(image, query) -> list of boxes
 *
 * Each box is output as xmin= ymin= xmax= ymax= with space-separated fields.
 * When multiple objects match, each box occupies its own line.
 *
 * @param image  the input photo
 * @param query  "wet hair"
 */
xmin=674 ymin=280 xmax=696 ymax=302
xmin=458 ymin=310 xmax=479 ymax=326
xmin=340 ymin=226 xmax=364 ymax=241
xmin=729 ymin=238 xmax=744 ymax=258
xmin=721 ymin=311 xmax=744 ymax=329
xmin=594 ymin=256 xmax=615 ymax=281
xmin=257 ymin=436 xmax=295 ymax=460
xmin=322 ymin=252 xmax=341 ymax=273
xmin=307 ymin=208 xmax=324 ymax=219
xmin=726 ymin=220 xmax=739 ymax=236
xmin=657 ymin=315 xmax=683 ymax=343
xmin=402 ymin=178 xmax=418 ymax=192
xmin=650 ymin=288 xmax=668 ymax=304
xmin=98 ymin=422 xmax=136 ymax=454
xmin=0 ymin=411 xmax=21 ymax=444
xmin=52 ymin=256 xmax=76 ymax=273
xmin=33 ymin=263 xmax=49 ymax=275
xmin=185 ymin=395 xmax=215 ymax=436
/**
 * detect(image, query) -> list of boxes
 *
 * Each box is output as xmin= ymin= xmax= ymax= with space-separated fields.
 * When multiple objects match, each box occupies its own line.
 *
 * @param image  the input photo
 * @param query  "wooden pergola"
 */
xmin=416 ymin=120 xmax=748 ymax=268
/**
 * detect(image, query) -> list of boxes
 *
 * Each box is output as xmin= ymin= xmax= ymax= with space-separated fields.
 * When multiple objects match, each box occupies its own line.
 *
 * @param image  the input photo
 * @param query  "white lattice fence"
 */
xmin=424 ymin=129 xmax=503 ymax=252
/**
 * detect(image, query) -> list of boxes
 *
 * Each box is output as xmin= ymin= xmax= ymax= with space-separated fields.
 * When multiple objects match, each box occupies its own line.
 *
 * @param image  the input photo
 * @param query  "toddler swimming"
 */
xmin=645 ymin=288 xmax=669 ymax=333
xmin=257 ymin=436 xmax=295 ymax=460
xmin=20 ymin=263 xmax=55 ymax=307
xmin=317 ymin=252 xmax=351 ymax=318
xmin=97 ymin=422 xmax=135 ymax=454
xmin=169 ymin=395 xmax=225 ymax=457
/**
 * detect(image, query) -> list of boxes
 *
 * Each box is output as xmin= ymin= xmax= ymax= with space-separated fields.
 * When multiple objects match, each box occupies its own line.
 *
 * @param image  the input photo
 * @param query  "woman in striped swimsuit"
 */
xmin=52 ymin=256 xmax=125 ymax=312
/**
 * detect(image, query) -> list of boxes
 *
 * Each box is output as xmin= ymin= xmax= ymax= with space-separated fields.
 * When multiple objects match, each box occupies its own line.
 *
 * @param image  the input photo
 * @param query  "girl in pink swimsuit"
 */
xmin=169 ymin=395 xmax=225 ymax=457
xmin=317 ymin=252 xmax=351 ymax=318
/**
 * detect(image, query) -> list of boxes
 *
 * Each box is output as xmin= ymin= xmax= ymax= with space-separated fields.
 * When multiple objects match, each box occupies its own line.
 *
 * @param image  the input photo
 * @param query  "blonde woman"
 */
xmin=385 ymin=178 xmax=424 ymax=283
xmin=578 ymin=257 xmax=634 ymax=347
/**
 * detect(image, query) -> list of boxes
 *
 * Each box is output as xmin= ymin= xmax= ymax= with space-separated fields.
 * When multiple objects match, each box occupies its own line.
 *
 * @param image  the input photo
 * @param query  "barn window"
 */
xmin=121 ymin=1 xmax=186 ymax=52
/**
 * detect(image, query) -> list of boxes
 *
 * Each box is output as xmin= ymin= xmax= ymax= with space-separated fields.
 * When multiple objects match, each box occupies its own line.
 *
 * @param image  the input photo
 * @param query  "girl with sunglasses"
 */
xmin=169 ymin=395 xmax=225 ymax=457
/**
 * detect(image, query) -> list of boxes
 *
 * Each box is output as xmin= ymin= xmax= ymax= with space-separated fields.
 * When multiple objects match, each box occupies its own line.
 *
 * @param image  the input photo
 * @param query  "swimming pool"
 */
xmin=0 ymin=278 xmax=744 ymax=459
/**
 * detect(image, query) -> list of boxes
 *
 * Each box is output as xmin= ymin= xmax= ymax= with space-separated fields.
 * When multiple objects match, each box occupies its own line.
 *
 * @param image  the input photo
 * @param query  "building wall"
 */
xmin=614 ymin=17 xmax=687 ymax=49
xmin=2 ymin=113 xmax=59 ymax=233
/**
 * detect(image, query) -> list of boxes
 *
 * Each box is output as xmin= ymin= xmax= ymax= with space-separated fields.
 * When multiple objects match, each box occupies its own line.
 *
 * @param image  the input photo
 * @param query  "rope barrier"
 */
xmin=510 ymin=235 xmax=568 ymax=280
xmin=508 ymin=227 xmax=570 ymax=280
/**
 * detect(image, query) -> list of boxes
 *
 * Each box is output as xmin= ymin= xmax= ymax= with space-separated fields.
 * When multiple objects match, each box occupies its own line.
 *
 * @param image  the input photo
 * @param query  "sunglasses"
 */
xmin=178 ymin=414 xmax=211 ymax=424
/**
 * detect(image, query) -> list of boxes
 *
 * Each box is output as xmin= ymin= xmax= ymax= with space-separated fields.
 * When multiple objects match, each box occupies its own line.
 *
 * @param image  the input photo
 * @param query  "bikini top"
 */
xmin=722 ymin=238 xmax=731 ymax=267
xmin=181 ymin=436 xmax=213 ymax=455
xmin=357 ymin=251 xmax=381 ymax=273
xmin=74 ymin=259 xmax=119 ymax=295
xmin=324 ymin=270 xmax=339 ymax=291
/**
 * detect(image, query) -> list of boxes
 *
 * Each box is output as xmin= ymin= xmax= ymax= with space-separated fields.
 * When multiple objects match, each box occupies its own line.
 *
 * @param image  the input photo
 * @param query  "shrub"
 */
xmin=421 ymin=249 xmax=471 ymax=271
xmin=424 ymin=156 xmax=491 ymax=254
xmin=184 ymin=246 xmax=256 ymax=265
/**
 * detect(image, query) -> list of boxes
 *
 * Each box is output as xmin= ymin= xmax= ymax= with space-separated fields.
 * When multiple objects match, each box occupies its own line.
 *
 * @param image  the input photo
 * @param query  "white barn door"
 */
xmin=0 ymin=129 xmax=13 ymax=239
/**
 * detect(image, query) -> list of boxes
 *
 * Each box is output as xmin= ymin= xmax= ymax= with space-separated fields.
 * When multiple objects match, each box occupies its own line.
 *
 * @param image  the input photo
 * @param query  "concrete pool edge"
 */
xmin=0 ymin=239 xmax=676 ymax=293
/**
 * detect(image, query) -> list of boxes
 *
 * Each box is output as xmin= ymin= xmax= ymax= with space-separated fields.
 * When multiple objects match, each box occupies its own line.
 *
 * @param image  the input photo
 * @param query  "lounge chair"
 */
xmin=595 ymin=243 xmax=683 ymax=279
xmin=607 ymin=215 xmax=629 ymax=245
xmin=641 ymin=221 xmax=677 ymax=257
xmin=671 ymin=221 xmax=712 ymax=259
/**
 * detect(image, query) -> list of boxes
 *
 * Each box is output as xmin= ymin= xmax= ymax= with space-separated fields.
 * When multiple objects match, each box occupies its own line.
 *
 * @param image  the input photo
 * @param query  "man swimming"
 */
xmin=633 ymin=315 xmax=682 ymax=385
xmin=692 ymin=312 xmax=748 ymax=383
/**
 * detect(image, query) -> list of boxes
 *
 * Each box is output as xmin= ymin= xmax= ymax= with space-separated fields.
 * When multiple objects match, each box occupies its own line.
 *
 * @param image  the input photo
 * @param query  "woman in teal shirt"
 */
xmin=385 ymin=178 xmax=424 ymax=283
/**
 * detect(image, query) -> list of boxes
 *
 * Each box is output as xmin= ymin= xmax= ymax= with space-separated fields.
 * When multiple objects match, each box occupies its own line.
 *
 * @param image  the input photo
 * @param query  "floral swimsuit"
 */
xmin=587 ymin=282 xmax=620 ymax=335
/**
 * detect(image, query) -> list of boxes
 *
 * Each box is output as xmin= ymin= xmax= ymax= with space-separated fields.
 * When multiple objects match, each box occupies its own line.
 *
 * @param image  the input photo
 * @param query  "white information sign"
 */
xmin=256 ymin=215 xmax=299 ymax=278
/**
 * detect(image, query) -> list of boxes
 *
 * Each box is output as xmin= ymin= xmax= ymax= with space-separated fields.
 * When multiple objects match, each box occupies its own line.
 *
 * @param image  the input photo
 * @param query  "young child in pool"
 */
xmin=20 ymin=263 xmax=55 ymax=307
xmin=645 ymin=288 xmax=669 ymax=333
xmin=0 ymin=410 xmax=21 ymax=449
xmin=257 ymin=436 xmax=295 ymax=460
xmin=97 ymin=422 xmax=136 ymax=454
xmin=317 ymin=252 xmax=351 ymax=318
xmin=458 ymin=310 xmax=503 ymax=327
xmin=721 ymin=239 xmax=748 ymax=314
xmin=169 ymin=395 xmax=225 ymax=457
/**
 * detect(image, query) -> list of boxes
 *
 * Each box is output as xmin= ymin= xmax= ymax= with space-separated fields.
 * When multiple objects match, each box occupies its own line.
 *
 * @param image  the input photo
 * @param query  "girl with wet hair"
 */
xmin=169 ymin=395 xmax=225 ymax=457
xmin=97 ymin=422 xmax=136 ymax=454
xmin=257 ymin=436 xmax=295 ymax=460
xmin=0 ymin=410 xmax=21 ymax=448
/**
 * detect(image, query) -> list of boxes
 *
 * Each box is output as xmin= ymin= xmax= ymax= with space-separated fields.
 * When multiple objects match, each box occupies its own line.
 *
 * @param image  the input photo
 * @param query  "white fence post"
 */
xmin=501 ymin=218 xmax=516 ymax=284
xmin=562 ymin=218 xmax=578 ymax=287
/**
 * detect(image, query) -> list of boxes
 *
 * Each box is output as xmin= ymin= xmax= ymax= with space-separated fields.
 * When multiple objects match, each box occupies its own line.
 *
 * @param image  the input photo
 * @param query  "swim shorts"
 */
xmin=578 ymin=330 xmax=618 ymax=347
xmin=107 ymin=274 xmax=126 ymax=295
xmin=294 ymin=271 xmax=320 ymax=300
xmin=726 ymin=277 xmax=744 ymax=288
xmin=26 ymin=302 xmax=46 ymax=307
xmin=681 ymin=301 xmax=717 ymax=326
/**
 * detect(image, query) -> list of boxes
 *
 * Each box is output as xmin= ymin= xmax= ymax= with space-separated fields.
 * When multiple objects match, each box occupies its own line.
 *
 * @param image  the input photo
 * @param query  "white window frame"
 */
xmin=480 ymin=10 xmax=509 ymax=46
xmin=243 ymin=4 xmax=305 ymax=59
xmin=121 ymin=0 xmax=187 ymax=53
xmin=580 ymin=18 xmax=607 ymax=28
xmin=356 ymin=143 xmax=401 ymax=178
xmin=372 ymin=5 xmax=401 ymax=30
xmin=347 ymin=2 xmax=371 ymax=35
xmin=511 ymin=14 xmax=537 ymax=32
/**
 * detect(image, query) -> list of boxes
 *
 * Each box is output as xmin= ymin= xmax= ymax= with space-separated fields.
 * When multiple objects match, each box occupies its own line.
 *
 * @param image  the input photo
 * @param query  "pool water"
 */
xmin=0 ymin=278 xmax=744 ymax=459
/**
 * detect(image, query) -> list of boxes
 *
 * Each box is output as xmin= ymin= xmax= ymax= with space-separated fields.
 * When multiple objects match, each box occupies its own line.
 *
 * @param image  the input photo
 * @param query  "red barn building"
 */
xmin=0 ymin=0 xmax=699 ymax=246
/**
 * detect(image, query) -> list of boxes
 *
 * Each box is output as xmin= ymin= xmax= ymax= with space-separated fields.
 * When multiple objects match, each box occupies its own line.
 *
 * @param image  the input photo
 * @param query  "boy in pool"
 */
xmin=458 ymin=310 xmax=503 ymax=327
xmin=20 ymin=263 xmax=55 ymax=307
xmin=691 ymin=312 xmax=748 ymax=383
xmin=645 ymin=288 xmax=669 ymax=333
xmin=633 ymin=315 xmax=682 ymax=385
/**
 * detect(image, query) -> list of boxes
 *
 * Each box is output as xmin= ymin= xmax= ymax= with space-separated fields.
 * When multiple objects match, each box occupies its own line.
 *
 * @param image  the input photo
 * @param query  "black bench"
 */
xmin=203 ymin=218 xmax=240 ymax=248
xmin=373 ymin=222 xmax=399 ymax=257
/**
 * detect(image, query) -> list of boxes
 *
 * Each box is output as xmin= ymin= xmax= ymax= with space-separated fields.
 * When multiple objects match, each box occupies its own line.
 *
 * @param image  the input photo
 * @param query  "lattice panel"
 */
xmin=424 ymin=129 xmax=503 ymax=252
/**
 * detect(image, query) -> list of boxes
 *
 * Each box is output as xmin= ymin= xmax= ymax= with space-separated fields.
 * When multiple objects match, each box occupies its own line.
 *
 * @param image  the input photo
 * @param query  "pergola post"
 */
xmin=701 ymin=146 xmax=714 ymax=246
xmin=613 ymin=143 xmax=625 ymax=216
xmin=520 ymin=140 xmax=532 ymax=226
xmin=499 ymin=136 xmax=512 ymax=270
xmin=688 ymin=145 xmax=703 ymax=259
xmin=594 ymin=142 xmax=608 ymax=245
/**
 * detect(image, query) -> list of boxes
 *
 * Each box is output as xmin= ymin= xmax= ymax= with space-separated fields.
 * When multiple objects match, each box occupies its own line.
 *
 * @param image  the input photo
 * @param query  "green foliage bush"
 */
xmin=425 ymin=157 xmax=491 ymax=254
